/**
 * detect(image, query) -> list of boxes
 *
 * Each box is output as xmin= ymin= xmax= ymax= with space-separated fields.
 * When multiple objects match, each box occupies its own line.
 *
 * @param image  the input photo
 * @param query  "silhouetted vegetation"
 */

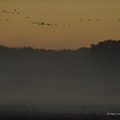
xmin=0 ymin=39 xmax=120 ymax=81
xmin=1 ymin=39 xmax=120 ymax=119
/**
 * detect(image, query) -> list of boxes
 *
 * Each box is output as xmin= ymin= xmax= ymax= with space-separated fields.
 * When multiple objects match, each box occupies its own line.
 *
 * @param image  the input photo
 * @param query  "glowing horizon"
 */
xmin=0 ymin=0 xmax=120 ymax=50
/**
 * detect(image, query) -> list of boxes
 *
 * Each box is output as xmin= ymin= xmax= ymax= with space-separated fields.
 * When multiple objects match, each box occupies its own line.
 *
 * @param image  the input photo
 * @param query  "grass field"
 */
xmin=0 ymin=109 xmax=120 ymax=120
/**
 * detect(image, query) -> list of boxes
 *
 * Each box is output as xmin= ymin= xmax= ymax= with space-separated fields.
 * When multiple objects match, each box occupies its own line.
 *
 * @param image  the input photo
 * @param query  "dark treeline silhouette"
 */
xmin=0 ymin=39 xmax=120 ymax=81
xmin=1 ymin=39 xmax=120 ymax=117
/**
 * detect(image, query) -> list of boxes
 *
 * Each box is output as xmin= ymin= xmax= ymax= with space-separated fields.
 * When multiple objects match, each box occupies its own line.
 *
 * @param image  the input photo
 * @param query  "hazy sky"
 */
xmin=0 ymin=0 xmax=120 ymax=50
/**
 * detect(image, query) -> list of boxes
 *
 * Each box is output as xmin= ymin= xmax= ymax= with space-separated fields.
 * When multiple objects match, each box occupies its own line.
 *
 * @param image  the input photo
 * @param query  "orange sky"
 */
xmin=0 ymin=0 xmax=120 ymax=50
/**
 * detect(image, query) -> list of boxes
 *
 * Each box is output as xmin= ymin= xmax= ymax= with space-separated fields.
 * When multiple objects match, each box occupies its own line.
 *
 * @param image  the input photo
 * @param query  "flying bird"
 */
xmin=7 ymin=19 xmax=9 ymax=21
xmin=97 ymin=19 xmax=99 ymax=21
xmin=17 ymin=12 xmax=20 ymax=14
xmin=41 ymin=22 xmax=45 ymax=25
xmin=80 ymin=20 xmax=82 ymax=21
xmin=88 ymin=19 xmax=90 ymax=21
xmin=55 ymin=24 xmax=57 ymax=26
xmin=14 ymin=10 xmax=16 ymax=11
xmin=46 ymin=24 xmax=50 ymax=26
xmin=2 ymin=10 xmax=6 ymax=12
xmin=26 ymin=17 xmax=29 ymax=18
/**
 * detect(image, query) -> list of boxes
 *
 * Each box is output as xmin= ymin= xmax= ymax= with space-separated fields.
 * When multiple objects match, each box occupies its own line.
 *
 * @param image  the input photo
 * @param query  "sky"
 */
xmin=0 ymin=0 xmax=120 ymax=50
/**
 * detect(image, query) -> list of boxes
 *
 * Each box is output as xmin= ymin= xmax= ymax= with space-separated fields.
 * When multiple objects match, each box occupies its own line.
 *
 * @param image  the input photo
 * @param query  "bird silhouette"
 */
xmin=41 ymin=22 xmax=45 ymax=25
xmin=46 ymin=24 xmax=50 ymax=26
xmin=3 ymin=8 xmax=118 ymax=28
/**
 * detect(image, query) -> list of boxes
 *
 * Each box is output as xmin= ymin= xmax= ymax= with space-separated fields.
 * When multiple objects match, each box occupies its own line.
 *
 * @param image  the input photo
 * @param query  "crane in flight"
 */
xmin=41 ymin=22 xmax=45 ymax=25
xmin=46 ymin=24 xmax=50 ymax=26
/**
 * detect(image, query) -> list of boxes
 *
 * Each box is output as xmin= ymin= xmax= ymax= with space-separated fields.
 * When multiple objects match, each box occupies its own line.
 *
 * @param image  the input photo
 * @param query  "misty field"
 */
xmin=0 ymin=40 xmax=120 ymax=119
xmin=0 ymin=109 xmax=120 ymax=120
xmin=0 ymin=104 xmax=120 ymax=120
xmin=0 ymin=111 xmax=120 ymax=120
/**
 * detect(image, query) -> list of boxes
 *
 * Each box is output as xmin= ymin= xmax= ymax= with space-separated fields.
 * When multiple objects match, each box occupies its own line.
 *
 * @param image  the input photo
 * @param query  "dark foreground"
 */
xmin=0 ymin=111 xmax=120 ymax=120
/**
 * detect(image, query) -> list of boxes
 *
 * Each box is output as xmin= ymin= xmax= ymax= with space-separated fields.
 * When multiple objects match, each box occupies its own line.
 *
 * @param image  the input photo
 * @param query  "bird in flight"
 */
xmin=46 ymin=24 xmax=50 ymax=26
xmin=41 ymin=22 xmax=45 ymax=25
xmin=2 ymin=10 xmax=6 ymax=12
xmin=7 ymin=19 xmax=9 ymax=21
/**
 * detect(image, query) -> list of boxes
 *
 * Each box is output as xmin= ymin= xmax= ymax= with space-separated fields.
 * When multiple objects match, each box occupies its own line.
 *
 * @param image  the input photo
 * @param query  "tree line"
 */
xmin=0 ymin=39 xmax=120 ymax=81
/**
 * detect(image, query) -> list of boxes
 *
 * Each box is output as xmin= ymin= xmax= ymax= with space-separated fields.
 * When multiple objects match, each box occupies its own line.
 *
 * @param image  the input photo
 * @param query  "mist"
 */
xmin=0 ymin=40 xmax=120 ymax=113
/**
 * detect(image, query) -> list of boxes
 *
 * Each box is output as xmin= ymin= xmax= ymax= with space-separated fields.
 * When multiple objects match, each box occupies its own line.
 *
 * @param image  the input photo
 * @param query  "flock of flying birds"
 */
xmin=2 ymin=9 xmax=120 ymax=27
xmin=2 ymin=9 xmax=70 ymax=27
